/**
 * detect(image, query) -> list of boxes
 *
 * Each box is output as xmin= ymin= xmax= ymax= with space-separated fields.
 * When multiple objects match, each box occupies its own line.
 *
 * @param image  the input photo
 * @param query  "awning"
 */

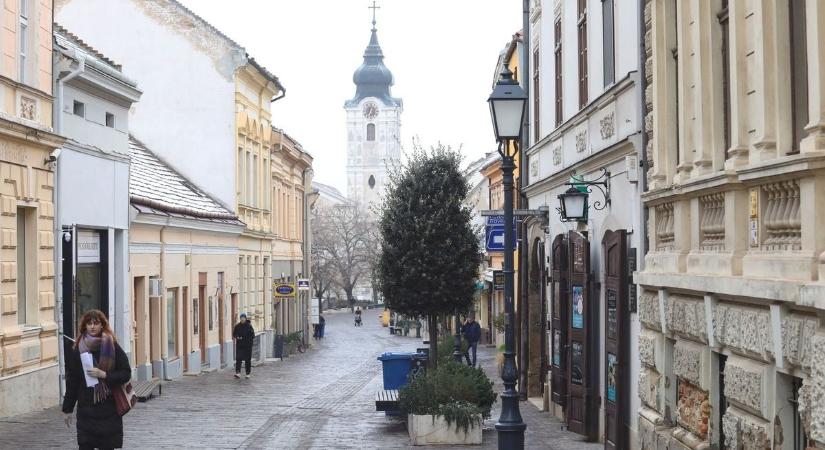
xmin=483 ymin=268 xmax=495 ymax=282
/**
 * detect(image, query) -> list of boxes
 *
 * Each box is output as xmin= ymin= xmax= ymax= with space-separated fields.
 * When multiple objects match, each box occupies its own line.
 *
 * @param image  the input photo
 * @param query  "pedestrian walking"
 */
xmin=313 ymin=322 xmax=320 ymax=339
xmin=62 ymin=309 xmax=132 ymax=450
xmin=233 ymin=313 xmax=255 ymax=379
xmin=461 ymin=315 xmax=481 ymax=367
xmin=319 ymin=314 xmax=326 ymax=338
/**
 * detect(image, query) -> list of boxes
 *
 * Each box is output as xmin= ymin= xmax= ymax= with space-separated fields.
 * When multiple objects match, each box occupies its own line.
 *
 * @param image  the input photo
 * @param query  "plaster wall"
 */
xmin=61 ymin=84 xmax=130 ymax=156
xmin=56 ymin=0 xmax=243 ymax=210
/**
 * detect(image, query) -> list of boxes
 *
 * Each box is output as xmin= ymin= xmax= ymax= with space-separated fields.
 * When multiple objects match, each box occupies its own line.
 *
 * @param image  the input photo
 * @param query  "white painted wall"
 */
xmin=56 ymin=0 xmax=243 ymax=211
xmin=58 ymin=149 xmax=130 ymax=229
xmin=346 ymin=97 xmax=402 ymax=207
xmin=62 ymin=84 xmax=130 ymax=156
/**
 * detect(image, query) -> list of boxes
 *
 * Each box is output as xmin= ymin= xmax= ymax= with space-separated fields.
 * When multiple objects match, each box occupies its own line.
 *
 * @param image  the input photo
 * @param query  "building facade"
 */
xmin=0 ymin=1 xmax=66 ymax=418
xmin=522 ymin=0 xmax=644 ymax=446
xmin=52 ymin=25 xmax=141 ymax=397
xmin=637 ymin=1 xmax=825 ymax=449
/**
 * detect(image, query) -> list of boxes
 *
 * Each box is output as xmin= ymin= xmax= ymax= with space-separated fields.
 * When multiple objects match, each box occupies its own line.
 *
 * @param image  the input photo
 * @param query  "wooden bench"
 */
xmin=375 ymin=389 xmax=400 ymax=412
xmin=133 ymin=378 xmax=162 ymax=402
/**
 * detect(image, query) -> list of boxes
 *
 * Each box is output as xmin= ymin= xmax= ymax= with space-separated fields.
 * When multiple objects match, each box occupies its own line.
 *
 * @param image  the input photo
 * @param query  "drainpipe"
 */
xmin=54 ymin=53 xmax=85 ymax=401
xmin=518 ymin=0 xmax=531 ymax=402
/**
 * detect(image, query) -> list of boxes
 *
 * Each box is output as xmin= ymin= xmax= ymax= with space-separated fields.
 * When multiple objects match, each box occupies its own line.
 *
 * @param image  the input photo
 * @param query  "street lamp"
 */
xmin=556 ymin=169 xmax=611 ymax=222
xmin=488 ymin=63 xmax=527 ymax=449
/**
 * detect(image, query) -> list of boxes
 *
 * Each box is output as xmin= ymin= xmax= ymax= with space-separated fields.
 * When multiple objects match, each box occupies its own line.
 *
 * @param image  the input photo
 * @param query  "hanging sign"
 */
xmin=297 ymin=279 xmax=310 ymax=291
xmin=273 ymin=283 xmax=296 ymax=298
xmin=77 ymin=230 xmax=100 ymax=264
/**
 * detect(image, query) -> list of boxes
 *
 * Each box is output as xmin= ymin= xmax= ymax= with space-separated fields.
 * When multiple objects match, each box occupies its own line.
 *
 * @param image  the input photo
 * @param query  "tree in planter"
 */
xmin=377 ymin=144 xmax=481 ymax=368
xmin=312 ymin=204 xmax=373 ymax=312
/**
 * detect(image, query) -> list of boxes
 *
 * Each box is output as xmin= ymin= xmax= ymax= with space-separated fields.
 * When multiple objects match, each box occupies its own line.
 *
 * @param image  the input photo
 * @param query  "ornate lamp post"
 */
xmin=488 ymin=64 xmax=527 ymax=449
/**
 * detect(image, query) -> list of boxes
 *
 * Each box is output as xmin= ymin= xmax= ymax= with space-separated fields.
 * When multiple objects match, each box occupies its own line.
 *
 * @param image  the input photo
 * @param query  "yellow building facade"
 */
xmin=0 ymin=1 xmax=66 ymax=417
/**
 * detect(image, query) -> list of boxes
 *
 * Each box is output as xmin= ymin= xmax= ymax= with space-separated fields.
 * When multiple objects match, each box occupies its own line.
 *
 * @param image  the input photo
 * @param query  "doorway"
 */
xmin=133 ymin=277 xmax=146 ymax=369
xmin=182 ymin=286 xmax=189 ymax=372
xmin=199 ymin=274 xmax=207 ymax=366
xmin=218 ymin=272 xmax=225 ymax=367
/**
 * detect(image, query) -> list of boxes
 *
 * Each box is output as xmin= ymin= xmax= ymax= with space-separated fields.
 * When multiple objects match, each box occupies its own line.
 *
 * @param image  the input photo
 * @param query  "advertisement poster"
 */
xmin=572 ymin=285 xmax=584 ymax=329
xmin=553 ymin=330 xmax=561 ymax=366
xmin=607 ymin=290 xmax=617 ymax=339
xmin=571 ymin=341 xmax=583 ymax=385
xmin=607 ymin=353 xmax=617 ymax=403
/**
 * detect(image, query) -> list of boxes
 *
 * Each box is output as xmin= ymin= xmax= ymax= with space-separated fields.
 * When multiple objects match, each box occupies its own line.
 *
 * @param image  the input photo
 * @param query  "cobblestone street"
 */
xmin=0 ymin=309 xmax=600 ymax=449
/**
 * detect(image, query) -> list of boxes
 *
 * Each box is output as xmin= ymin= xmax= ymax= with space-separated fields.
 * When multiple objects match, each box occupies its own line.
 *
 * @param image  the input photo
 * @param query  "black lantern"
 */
xmin=488 ymin=65 xmax=527 ymax=143
xmin=557 ymin=187 xmax=588 ymax=222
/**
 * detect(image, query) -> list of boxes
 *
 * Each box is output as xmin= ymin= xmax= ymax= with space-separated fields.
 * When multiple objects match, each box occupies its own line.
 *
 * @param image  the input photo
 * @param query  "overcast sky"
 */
xmin=177 ymin=0 xmax=522 ymax=193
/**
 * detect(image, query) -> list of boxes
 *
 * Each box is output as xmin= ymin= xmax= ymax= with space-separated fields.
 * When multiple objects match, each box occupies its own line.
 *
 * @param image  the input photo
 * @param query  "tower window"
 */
xmin=368 ymin=175 xmax=376 ymax=189
xmin=367 ymin=123 xmax=376 ymax=141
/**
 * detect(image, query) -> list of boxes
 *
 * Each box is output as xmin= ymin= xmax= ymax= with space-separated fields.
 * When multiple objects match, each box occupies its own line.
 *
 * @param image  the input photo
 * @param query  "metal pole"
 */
xmin=495 ymin=144 xmax=526 ymax=449
xmin=453 ymin=310 xmax=463 ymax=363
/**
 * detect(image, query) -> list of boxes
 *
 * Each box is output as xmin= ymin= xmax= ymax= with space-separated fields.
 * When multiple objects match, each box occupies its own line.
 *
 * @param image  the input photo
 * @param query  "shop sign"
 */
xmin=273 ymin=283 xmax=296 ymax=297
xmin=297 ymin=279 xmax=310 ymax=291
xmin=77 ymin=231 xmax=100 ymax=264
xmin=493 ymin=270 xmax=504 ymax=290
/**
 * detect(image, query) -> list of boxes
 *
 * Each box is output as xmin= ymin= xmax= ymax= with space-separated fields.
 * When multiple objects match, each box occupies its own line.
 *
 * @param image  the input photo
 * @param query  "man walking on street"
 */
xmin=233 ymin=313 xmax=255 ymax=379
xmin=461 ymin=315 xmax=481 ymax=367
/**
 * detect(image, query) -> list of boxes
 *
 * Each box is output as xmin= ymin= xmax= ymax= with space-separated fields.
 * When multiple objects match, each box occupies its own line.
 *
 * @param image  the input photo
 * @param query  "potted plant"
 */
xmin=399 ymin=361 xmax=497 ymax=445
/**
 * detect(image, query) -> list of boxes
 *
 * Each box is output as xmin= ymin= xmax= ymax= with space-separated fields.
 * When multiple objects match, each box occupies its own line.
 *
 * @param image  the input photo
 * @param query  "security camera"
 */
xmin=45 ymin=148 xmax=62 ymax=164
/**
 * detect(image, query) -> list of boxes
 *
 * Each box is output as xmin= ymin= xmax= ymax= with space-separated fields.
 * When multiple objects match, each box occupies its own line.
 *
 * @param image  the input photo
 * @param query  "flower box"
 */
xmin=407 ymin=414 xmax=482 ymax=446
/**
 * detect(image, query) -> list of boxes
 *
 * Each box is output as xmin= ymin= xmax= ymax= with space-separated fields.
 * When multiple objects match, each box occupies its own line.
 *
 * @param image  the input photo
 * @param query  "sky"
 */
xmin=177 ymin=0 xmax=523 ymax=194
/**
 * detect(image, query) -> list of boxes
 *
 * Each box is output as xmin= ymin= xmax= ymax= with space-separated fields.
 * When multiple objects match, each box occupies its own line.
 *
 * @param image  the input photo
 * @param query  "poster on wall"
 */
xmin=607 ymin=290 xmax=617 ymax=339
xmin=607 ymin=353 xmax=617 ymax=403
xmin=572 ymin=285 xmax=584 ymax=329
xmin=571 ymin=341 xmax=583 ymax=385
xmin=553 ymin=330 xmax=561 ymax=366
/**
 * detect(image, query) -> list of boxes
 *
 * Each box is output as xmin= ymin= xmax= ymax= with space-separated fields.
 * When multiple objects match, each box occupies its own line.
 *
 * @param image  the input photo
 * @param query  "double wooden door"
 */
xmin=603 ymin=230 xmax=629 ymax=450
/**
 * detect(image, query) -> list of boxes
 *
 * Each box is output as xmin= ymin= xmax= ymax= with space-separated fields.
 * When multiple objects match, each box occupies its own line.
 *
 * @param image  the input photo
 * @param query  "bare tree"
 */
xmin=311 ymin=204 xmax=373 ymax=312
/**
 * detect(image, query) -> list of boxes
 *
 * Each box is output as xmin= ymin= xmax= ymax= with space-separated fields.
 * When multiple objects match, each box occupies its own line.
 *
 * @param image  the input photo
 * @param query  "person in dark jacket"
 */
xmin=461 ymin=315 xmax=482 ymax=367
xmin=233 ymin=313 xmax=255 ymax=378
xmin=62 ymin=309 xmax=131 ymax=450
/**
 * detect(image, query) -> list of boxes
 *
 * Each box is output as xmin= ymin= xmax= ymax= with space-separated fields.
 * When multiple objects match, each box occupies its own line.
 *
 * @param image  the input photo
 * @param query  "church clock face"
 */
xmin=362 ymin=102 xmax=378 ymax=119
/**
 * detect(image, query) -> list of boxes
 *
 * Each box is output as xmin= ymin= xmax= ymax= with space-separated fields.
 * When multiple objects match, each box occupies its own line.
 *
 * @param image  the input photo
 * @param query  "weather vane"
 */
xmin=368 ymin=0 xmax=380 ymax=30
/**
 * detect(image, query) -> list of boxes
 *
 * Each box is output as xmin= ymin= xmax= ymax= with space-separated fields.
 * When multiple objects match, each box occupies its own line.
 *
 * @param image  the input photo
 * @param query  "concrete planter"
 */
xmin=407 ymin=414 xmax=482 ymax=446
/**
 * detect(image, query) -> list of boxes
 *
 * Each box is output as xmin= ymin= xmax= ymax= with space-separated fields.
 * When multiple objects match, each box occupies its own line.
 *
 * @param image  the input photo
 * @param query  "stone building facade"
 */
xmin=0 ymin=0 xmax=66 ymax=418
xmin=637 ymin=1 xmax=825 ymax=449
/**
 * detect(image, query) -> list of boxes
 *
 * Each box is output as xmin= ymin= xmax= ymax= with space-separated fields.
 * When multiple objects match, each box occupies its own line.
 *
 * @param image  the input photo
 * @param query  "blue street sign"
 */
xmin=485 ymin=215 xmax=516 ymax=252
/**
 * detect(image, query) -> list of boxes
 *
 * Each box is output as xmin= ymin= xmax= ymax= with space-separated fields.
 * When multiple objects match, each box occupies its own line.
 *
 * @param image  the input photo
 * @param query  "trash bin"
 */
xmin=377 ymin=352 xmax=424 ymax=390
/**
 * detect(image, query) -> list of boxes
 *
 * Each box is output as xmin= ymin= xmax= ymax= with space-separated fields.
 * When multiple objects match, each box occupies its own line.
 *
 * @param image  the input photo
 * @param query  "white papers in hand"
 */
xmin=80 ymin=352 xmax=98 ymax=387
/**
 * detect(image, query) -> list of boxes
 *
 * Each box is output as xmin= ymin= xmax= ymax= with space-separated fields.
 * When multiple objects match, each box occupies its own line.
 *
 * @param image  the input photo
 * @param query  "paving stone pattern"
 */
xmin=0 ymin=309 xmax=601 ymax=449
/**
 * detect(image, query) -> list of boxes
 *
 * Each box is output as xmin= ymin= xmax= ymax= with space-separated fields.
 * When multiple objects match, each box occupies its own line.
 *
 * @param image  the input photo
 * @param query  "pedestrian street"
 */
xmin=0 ymin=309 xmax=599 ymax=449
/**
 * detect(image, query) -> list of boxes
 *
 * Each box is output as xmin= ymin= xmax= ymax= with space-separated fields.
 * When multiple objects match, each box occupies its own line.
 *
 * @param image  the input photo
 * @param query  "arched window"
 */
xmin=368 ymin=175 xmax=376 ymax=189
xmin=367 ymin=123 xmax=376 ymax=141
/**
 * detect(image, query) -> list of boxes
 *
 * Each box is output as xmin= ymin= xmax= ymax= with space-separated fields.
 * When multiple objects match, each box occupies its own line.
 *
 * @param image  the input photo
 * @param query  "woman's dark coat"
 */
xmin=62 ymin=340 xmax=131 ymax=449
xmin=233 ymin=321 xmax=255 ymax=360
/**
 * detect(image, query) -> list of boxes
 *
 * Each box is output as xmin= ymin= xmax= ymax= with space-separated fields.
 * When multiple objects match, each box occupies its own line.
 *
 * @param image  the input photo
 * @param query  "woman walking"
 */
xmin=62 ymin=309 xmax=131 ymax=450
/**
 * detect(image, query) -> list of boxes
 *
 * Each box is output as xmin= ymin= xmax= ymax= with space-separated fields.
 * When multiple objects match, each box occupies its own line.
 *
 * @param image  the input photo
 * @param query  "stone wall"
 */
xmin=714 ymin=303 xmax=773 ymax=361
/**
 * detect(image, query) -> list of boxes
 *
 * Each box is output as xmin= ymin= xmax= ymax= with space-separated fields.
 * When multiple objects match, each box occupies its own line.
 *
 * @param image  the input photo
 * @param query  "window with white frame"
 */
xmin=18 ymin=0 xmax=28 ymax=83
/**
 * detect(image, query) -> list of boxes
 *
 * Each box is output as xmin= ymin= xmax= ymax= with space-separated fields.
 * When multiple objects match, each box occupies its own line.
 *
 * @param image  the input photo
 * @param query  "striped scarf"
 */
xmin=79 ymin=333 xmax=114 ymax=404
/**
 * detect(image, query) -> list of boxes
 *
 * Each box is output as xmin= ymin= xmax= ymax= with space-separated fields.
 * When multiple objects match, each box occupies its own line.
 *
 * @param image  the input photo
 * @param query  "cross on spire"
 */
xmin=369 ymin=0 xmax=380 ymax=30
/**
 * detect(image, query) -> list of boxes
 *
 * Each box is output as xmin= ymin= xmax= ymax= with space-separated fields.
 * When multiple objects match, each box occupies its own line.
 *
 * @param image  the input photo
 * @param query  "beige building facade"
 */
xmin=0 ymin=0 xmax=65 ymax=418
xmin=638 ymin=1 xmax=825 ymax=449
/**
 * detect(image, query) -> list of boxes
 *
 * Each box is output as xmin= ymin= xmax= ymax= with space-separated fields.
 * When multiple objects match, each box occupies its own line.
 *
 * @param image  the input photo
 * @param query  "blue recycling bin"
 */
xmin=377 ymin=352 xmax=422 ymax=390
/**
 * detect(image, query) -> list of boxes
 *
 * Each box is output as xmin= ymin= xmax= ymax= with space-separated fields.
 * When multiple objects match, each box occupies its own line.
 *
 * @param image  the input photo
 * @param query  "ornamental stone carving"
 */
xmin=639 ymin=291 xmax=661 ymax=331
xmin=639 ymin=367 xmax=661 ymax=411
xmin=639 ymin=330 xmax=658 ymax=368
xmin=19 ymin=96 xmax=36 ymax=121
xmin=575 ymin=130 xmax=588 ymax=153
xmin=552 ymin=146 xmax=562 ymax=165
xmin=723 ymin=408 xmax=770 ymax=450
xmin=666 ymin=295 xmax=707 ymax=343
xmin=600 ymin=111 xmax=615 ymax=140
xmin=799 ymin=334 xmax=825 ymax=443
xmin=714 ymin=303 xmax=773 ymax=361
xmin=673 ymin=340 xmax=707 ymax=387
xmin=782 ymin=314 xmax=819 ymax=370
xmin=723 ymin=357 xmax=767 ymax=418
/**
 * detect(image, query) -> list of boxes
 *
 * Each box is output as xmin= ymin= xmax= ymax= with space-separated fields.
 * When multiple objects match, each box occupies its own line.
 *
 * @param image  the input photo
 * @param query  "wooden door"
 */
xmin=218 ymin=294 xmax=225 ymax=366
xmin=539 ymin=241 xmax=549 ymax=394
xmin=182 ymin=286 xmax=189 ymax=372
xmin=603 ymin=230 xmax=629 ymax=450
xmin=566 ymin=230 xmax=596 ymax=440
xmin=550 ymin=234 xmax=568 ymax=407
xmin=199 ymin=285 xmax=207 ymax=365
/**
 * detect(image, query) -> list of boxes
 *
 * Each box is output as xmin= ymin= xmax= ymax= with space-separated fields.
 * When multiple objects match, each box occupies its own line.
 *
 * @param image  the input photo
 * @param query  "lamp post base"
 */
xmin=495 ymin=389 xmax=526 ymax=449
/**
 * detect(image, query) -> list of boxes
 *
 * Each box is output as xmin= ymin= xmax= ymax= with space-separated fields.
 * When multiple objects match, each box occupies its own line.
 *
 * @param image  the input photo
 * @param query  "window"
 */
xmin=719 ymin=1 xmax=731 ymax=157
xmin=577 ymin=0 xmax=588 ymax=108
xmin=167 ymin=289 xmax=177 ymax=358
xmin=18 ymin=0 xmax=28 ymax=83
xmin=192 ymin=297 xmax=199 ymax=335
xmin=532 ymin=47 xmax=540 ymax=142
xmin=16 ymin=208 xmax=30 ymax=325
xmin=73 ymin=101 xmax=85 ymax=117
xmin=789 ymin=0 xmax=808 ymax=154
xmin=554 ymin=18 xmax=563 ymax=126
xmin=367 ymin=123 xmax=376 ymax=141
xmin=237 ymin=148 xmax=244 ymax=204
xmin=105 ymin=112 xmax=115 ymax=128
xmin=246 ymin=151 xmax=252 ymax=205
xmin=603 ymin=0 xmax=615 ymax=86
xmin=253 ymin=154 xmax=259 ymax=207
xmin=208 ymin=296 xmax=214 ymax=331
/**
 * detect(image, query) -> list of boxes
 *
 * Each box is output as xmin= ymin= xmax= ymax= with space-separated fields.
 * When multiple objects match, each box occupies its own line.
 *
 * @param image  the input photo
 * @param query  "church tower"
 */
xmin=345 ymin=6 xmax=402 ymax=209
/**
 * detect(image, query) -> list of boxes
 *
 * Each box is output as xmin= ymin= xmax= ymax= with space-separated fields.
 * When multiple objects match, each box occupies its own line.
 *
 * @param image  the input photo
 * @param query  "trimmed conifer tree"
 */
xmin=377 ymin=144 xmax=481 ymax=368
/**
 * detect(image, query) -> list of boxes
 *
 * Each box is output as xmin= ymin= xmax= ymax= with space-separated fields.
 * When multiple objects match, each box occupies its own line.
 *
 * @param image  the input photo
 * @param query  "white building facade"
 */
xmin=522 ymin=0 xmax=644 ymax=447
xmin=53 ymin=25 xmax=141 ymax=393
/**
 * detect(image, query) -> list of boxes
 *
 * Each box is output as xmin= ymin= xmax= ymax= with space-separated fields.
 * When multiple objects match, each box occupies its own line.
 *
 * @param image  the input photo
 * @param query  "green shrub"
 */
xmin=399 ymin=361 xmax=497 ymax=432
xmin=492 ymin=313 xmax=505 ymax=334
xmin=436 ymin=333 xmax=468 ymax=365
